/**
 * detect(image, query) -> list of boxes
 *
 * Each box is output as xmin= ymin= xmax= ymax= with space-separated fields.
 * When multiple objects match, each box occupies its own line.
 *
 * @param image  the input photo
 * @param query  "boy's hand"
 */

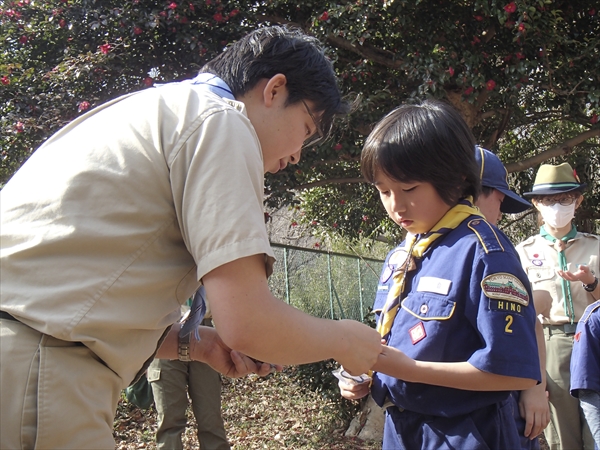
xmin=518 ymin=384 xmax=550 ymax=439
xmin=334 ymin=320 xmax=383 ymax=375
xmin=338 ymin=379 xmax=370 ymax=401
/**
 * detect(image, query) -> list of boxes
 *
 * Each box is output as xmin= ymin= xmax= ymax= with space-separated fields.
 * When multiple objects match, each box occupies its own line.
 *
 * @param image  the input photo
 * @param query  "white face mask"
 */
xmin=537 ymin=203 xmax=575 ymax=229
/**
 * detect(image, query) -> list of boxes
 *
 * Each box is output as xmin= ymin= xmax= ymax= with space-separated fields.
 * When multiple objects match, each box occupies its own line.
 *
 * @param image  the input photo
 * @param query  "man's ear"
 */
xmin=262 ymin=74 xmax=287 ymax=107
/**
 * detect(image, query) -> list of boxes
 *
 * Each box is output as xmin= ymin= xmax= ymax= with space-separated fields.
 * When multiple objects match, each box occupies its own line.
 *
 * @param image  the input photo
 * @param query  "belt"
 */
xmin=544 ymin=323 xmax=578 ymax=335
xmin=0 ymin=311 xmax=17 ymax=321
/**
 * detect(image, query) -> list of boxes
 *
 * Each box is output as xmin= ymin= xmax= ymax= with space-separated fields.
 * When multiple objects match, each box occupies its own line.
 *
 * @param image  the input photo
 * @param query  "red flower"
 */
xmin=189 ymin=3 xmax=195 ymax=11
xmin=15 ymin=122 xmax=24 ymax=133
xmin=133 ymin=26 xmax=143 ymax=35
xmin=339 ymin=200 xmax=346 ymax=205
xmin=213 ymin=12 xmax=224 ymax=22
xmin=448 ymin=66 xmax=455 ymax=76
xmin=334 ymin=143 xmax=342 ymax=151
xmin=291 ymin=221 xmax=298 ymax=227
xmin=19 ymin=35 xmax=28 ymax=44
xmin=474 ymin=15 xmax=484 ymax=21
xmin=518 ymin=23 xmax=525 ymax=32
xmin=311 ymin=220 xmax=318 ymax=225
xmin=591 ymin=114 xmax=598 ymax=124
xmin=143 ymin=77 xmax=154 ymax=87
xmin=159 ymin=11 xmax=167 ymax=17
xmin=332 ymin=223 xmax=338 ymax=228
xmin=464 ymin=86 xmax=474 ymax=95
xmin=59 ymin=19 xmax=66 ymax=28
xmin=314 ymin=243 xmax=320 ymax=248
xmin=503 ymin=2 xmax=516 ymax=13
xmin=1 ymin=76 xmax=9 ymax=85
xmin=319 ymin=11 xmax=329 ymax=21
xmin=516 ymin=52 xmax=525 ymax=60
xmin=362 ymin=215 xmax=369 ymax=222
xmin=168 ymin=2 xmax=178 ymax=10
xmin=589 ymin=8 xmax=596 ymax=16
xmin=99 ymin=43 xmax=111 ymax=54
xmin=486 ymin=79 xmax=496 ymax=91
xmin=230 ymin=9 xmax=239 ymax=17
xmin=78 ymin=101 xmax=90 ymax=112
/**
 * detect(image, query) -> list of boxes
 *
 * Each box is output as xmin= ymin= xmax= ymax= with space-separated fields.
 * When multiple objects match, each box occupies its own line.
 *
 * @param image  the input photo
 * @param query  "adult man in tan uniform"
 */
xmin=0 ymin=26 xmax=382 ymax=449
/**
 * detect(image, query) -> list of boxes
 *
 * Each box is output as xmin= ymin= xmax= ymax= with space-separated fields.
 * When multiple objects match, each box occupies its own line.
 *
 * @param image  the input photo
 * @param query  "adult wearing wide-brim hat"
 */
xmin=516 ymin=162 xmax=599 ymax=450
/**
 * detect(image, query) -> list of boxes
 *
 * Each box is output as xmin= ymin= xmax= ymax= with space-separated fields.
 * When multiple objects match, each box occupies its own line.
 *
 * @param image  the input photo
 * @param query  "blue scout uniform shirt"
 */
xmin=571 ymin=300 xmax=600 ymax=397
xmin=372 ymin=217 xmax=541 ymax=417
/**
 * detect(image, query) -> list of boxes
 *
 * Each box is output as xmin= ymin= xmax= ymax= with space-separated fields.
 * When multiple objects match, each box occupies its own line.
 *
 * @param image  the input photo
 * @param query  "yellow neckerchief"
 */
xmin=376 ymin=196 xmax=483 ymax=341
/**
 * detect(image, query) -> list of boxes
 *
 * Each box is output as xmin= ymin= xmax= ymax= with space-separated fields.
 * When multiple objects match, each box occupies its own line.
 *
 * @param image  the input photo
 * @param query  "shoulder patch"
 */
xmin=481 ymin=273 xmax=529 ymax=306
xmin=467 ymin=219 xmax=505 ymax=254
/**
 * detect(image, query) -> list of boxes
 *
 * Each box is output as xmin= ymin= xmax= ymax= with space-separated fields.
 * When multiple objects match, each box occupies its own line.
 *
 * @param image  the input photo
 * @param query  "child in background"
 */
xmin=571 ymin=300 xmax=600 ymax=450
xmin=339 ymin=100 xmax=541 ymax=449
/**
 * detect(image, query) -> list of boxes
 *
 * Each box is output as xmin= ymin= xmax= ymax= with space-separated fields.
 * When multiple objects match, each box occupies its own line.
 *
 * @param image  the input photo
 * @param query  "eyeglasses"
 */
xmin=301 ymin=99 xmax=324 ymax=149
xmin=537 ymin=196 xmax=578 ymax=206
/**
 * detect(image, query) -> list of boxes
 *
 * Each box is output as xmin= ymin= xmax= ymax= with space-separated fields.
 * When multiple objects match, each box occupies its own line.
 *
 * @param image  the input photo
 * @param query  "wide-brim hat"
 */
xmin=523 ymin=162 xmax=587 ymax=197
xmin=475 ymin=146 xmax=531 ymax=213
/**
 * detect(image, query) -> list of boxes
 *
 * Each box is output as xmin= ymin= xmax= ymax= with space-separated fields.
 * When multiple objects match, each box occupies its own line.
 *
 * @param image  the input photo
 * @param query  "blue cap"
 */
xmin=475 ymin=146 xmax=531 ymax=214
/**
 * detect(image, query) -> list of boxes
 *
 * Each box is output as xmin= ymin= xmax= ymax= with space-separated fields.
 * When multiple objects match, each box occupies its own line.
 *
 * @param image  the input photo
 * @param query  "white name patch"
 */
xmin=416 ymin=277 xmax=452 ymax=295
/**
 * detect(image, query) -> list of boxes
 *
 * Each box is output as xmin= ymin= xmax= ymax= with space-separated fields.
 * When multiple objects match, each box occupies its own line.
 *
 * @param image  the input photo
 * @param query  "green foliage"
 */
xmin=286 ymin=360 xmax=361 ymax=422
xmin=2 ymin=0 xmax=598 ymax=238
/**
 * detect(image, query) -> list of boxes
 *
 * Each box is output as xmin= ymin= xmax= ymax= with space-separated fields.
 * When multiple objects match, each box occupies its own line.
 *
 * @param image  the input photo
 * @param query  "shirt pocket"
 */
xmin=401 ymin=293 xmax=456 ymax=321
xmin=526 ymin=266 xmax=555 ymax=284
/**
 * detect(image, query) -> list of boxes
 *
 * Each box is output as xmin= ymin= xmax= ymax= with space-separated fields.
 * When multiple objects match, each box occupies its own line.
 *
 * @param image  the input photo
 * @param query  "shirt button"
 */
xmin=420 ymin=304 xmax=428 ymax=314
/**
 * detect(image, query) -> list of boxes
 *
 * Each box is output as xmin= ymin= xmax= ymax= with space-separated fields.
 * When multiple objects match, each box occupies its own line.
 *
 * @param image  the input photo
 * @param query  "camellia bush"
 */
xmin=1 ymin=0 xmax=599 ymax=243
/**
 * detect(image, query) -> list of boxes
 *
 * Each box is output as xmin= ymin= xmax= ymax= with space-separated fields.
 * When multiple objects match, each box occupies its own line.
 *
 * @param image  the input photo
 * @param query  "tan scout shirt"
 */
xmin=516 ymin=232 xmax=599 ymax=325
xmin=0 ymin=84 xmax=274 ymax=385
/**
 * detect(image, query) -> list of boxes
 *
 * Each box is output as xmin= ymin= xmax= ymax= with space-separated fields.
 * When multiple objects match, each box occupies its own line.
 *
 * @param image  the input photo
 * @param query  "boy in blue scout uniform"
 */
xmin=571 ymin=300 xmax=600 ymax=450
xmin=339 ymin=101 xmax=541 ymax=449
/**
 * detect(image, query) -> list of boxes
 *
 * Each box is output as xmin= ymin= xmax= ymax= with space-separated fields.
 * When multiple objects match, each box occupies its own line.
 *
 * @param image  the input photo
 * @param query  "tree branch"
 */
xmin=296 ymin=177 xmax=365 ymax=190
xmin=325 ymin=34 xmax=403 ymax=69
xmin=505 ymin=128 xmax=600 ymax=172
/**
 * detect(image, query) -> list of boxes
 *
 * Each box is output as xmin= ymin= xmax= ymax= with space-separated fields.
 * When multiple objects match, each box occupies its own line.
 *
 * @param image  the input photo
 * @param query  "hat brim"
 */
xmin=523 ymin=183 xmax=587 ymax=197
xmin=499 ymin=189 xmax=532 ymax=213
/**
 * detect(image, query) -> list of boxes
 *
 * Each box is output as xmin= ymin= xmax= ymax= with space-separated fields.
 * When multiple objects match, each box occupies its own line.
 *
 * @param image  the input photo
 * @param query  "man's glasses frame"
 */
xmin=537 ymin=195 xmax=579 ymax=206
xmin=301 ymin=99 xmax=324 ymax=149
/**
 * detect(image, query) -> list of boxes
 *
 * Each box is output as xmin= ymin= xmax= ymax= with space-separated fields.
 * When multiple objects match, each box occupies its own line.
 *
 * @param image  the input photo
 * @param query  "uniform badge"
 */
xmin=481 ymin=273 xmax=529 ymax=306
xmin=409 ymin=322 xmax=427 ymax=345
xmin=380 ymin=266 xmax=393 ymax=283
xmin=575 ymin=331 xmax=581 ymax=342
xmin=532 ymin=259 xmax=543 ymax=266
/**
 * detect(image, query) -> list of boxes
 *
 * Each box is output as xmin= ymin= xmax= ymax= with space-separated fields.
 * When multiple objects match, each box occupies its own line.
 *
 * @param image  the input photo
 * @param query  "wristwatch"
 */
xmin=583 ymin=276 xmax=599 ymax=292
xmin=178 ymin=331 xmax=192 ymax=362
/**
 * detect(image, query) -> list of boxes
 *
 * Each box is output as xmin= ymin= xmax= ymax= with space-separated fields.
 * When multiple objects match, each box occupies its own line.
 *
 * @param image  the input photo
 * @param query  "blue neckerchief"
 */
xmin=182 ymin=73 xmax=235 ymax=100
xmin=155 ymin=73 xmax=235 ymax=101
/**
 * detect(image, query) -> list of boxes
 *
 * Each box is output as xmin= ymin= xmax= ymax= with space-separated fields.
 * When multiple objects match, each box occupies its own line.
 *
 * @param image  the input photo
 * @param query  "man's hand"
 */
xmin=518 ymin=384 xmax=550 ymax=439
xmin=333 ymin=320 xmax=383 ymax=376
xmin=557 ymin=264 xmax=596 ymax=286
xmin=192 ymin=326 xmax=282 ymax=378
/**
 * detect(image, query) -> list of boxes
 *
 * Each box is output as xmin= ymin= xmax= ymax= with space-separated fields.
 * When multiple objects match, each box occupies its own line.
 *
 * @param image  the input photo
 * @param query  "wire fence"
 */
xmin=268 ymin=243 xmax=385 ymax=323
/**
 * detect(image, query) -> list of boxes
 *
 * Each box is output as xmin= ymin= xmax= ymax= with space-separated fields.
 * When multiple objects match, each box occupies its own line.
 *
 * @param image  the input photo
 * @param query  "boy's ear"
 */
xmin=262 ymin=74 xmax=288 ymax=107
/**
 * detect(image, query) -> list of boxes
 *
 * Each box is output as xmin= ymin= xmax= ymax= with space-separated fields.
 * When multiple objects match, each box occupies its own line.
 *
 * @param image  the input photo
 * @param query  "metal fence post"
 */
xmin=283 ymin=246 xmax=290 ymax=304
xmin=327 ymin=252 xmax=334 ymax=319
xmin=358 ymin=259 xmax=364 ymax=322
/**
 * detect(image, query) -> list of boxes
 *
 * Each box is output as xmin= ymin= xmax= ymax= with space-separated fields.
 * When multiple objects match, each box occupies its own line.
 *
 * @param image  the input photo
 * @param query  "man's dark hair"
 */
xmin=201 ymin=26 xmax=349 ymax=141
xmin=361 ymin=99 xmax=481 ymax=206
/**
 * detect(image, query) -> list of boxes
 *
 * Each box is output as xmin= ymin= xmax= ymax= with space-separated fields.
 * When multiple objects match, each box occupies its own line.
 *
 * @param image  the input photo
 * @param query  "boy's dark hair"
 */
xmin=201 ymin=25 xmax=350 ymax=142
xmin=361 ymin=100 xmax=481 ymax=205
xmin=481 ymin=185 xmax=495 ymax=197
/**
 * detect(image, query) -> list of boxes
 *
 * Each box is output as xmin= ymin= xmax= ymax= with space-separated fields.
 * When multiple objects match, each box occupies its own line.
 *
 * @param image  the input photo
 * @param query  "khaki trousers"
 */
xmin=0 ymin=318 xmax=122 ymax=449
xmin=148 ymin=357 xmax=229 ymax=450
xmin=544 ymin=325 xmax=595 ymax=450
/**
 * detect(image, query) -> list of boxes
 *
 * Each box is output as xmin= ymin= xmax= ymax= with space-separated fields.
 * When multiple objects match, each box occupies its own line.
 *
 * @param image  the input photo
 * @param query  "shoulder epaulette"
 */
xmin=581 ymin=300 xmax=600 ymax=323
xmin=467 ymin=218 xmax=505 ymax=254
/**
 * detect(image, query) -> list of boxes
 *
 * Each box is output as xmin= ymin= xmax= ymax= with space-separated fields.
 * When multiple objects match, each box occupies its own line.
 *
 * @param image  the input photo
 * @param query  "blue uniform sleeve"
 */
xmin=571 ymin=301 xmax=600 ymax=397
xmin=466 ymin=248 xmax=541 ymax=382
